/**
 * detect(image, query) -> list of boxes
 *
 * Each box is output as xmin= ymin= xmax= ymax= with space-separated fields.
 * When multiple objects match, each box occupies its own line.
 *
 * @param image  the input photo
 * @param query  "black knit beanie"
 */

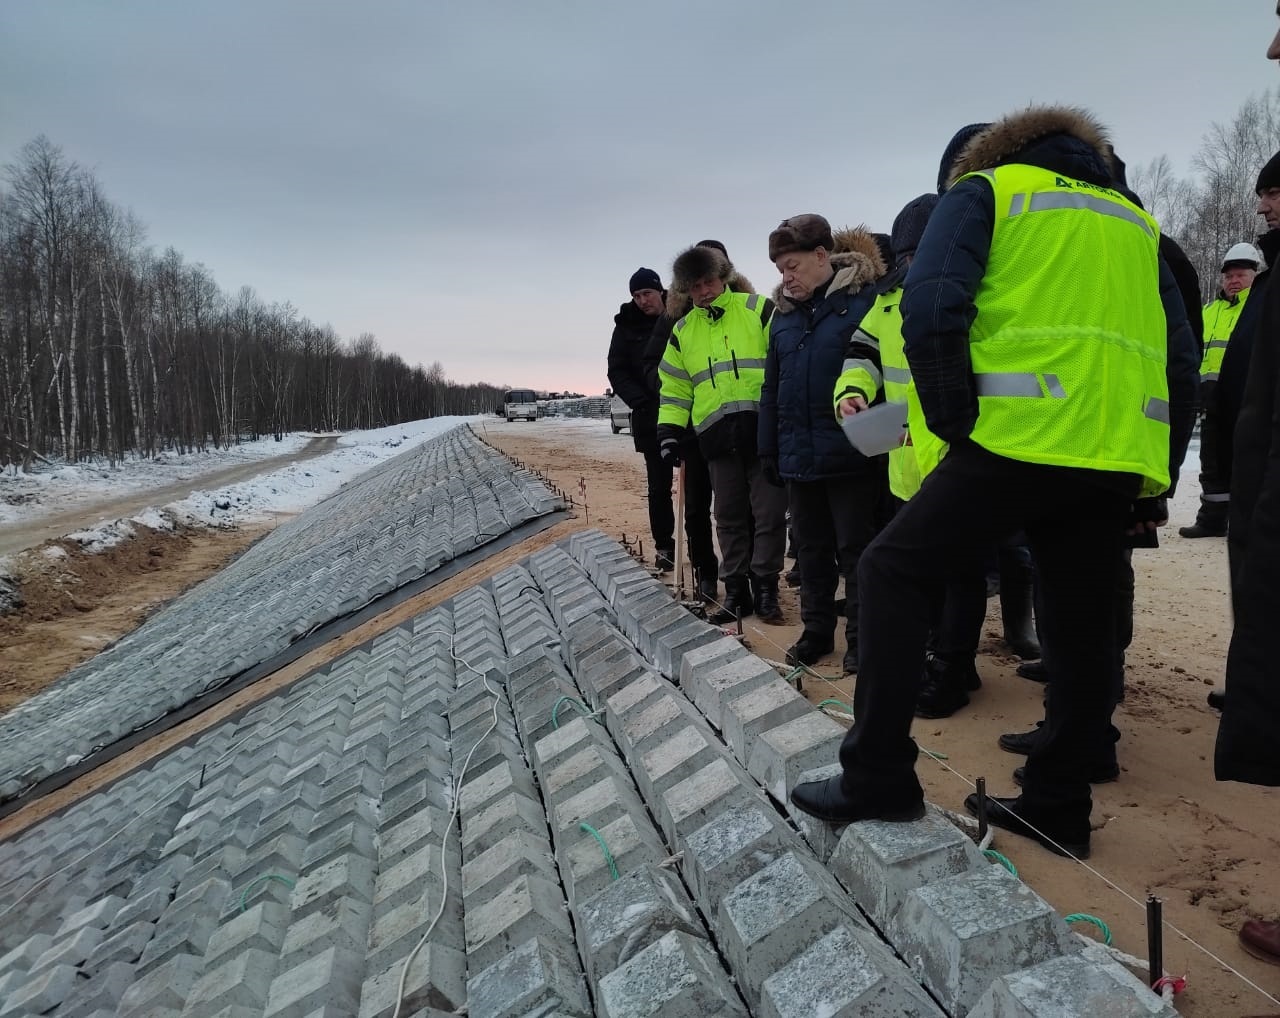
xmin=1257 ymin=149 xmax=1280 ymax=194
xmin=628 ymin=267 xmax=662 ymax=294
xmin=891 ymin=194 xmax=940 ymax=263
xmin=937 ymin=122 xmax=991 ymax=193
xmin=695 ymin=239 xmax=729 ymax=257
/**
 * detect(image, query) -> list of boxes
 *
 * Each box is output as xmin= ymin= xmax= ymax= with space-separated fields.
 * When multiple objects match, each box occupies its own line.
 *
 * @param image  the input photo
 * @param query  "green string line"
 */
xmin=579 ymin=822 xmax=619 ymax=881
xmin=238 ymin=873 xmax=296 ymax=912
xmin=816 ymin=698 xmax=853 ymax=714
xmin=983 ymin=849 xmax=1018 ymax=876
xmin=551 ymin=696 xmax=592 ymax=729
xmin=1064 ymin=912 xmax=1114 ymax=945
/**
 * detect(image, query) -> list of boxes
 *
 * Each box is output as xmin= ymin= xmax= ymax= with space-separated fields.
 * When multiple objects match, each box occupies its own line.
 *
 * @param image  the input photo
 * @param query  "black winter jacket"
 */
xmin=903 ymin=108 xmax=1198 ymax=497
xmin=759 ymin=228 xmax=885 ymax=481
xmin=607 ymin=300 xmax=664 ymax=454
xmin=1216 ymin=244 xmax=1280 ymax=786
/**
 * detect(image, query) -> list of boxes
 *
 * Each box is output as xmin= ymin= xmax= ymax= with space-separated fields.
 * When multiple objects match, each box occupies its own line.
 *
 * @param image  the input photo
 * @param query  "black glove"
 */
xmin=658 ymin=436 xmax=681 ymax=467
xmin=1124 ymin=496 xmax=1167 ymax=549
xmin=760 ymin=455 xmax=783 ymax=487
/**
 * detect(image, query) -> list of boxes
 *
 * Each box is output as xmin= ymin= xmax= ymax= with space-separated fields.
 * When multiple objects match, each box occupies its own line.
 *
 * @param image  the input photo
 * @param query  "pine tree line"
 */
xmin=0 ymin=136 xmax=505 ymax=470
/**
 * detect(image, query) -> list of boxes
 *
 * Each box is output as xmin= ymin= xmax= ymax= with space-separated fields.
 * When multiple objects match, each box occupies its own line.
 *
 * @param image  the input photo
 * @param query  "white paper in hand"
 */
xmin=840 ymin=401 xmax=909 ymax=457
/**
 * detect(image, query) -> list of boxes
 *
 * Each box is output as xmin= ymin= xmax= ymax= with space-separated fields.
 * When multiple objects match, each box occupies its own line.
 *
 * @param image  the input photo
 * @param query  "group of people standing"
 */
xmin=607 ymin=8 xmax=1280 ymax=967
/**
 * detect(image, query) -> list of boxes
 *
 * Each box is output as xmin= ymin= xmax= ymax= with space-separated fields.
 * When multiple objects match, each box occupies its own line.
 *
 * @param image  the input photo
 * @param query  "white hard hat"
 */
xmin=1222 ymin=242 xmax=1261 ymax=270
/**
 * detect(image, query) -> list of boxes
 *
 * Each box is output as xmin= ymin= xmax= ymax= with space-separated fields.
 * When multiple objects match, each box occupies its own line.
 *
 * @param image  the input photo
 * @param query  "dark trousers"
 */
xmin=788 ymin=475 xmax=882 ymax=645
xmin=1195 ymin=388 xmax=1230 ymax=527
xmin=642 ymin=450 xmax=675 ymax=554
xmin=839 ymin=445 xmax=1128 ymax=823
xmin=707 ymin=454 xmax=788 ymax=580
xmin=682 ymin=441 xmax=717 ymax=574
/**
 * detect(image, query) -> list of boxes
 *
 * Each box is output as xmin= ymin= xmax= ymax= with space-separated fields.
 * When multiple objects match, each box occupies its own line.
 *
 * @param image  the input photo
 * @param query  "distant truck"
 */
xmin=610 ymin=395 xmax=632 ymax=435
xmin=503 ymin=389 xmax=539 ymax=422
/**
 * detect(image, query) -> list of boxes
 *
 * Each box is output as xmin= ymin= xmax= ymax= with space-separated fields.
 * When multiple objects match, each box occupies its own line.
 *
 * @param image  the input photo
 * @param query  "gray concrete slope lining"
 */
xmin=0 ymin=424 xmax=563 ymax=810
xmin=0 ymin=530 xmax=1170 ymax=1017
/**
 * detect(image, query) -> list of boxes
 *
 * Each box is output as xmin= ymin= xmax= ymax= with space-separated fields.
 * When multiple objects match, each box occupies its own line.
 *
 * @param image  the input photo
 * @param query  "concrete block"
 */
xmin=889 ymin=865 xmax=1080 ymax=1016
xmin=683 ymin=804 xmax=797 ymax=915
xmin=685 ymin=654 xmax=779 ymax=732
xmin=550 ymin=776 xmax=638 ymax=838
xmin=264 ymin=945 xmax=362 ymax=1018
xmin=634 ymin=601 xmax=695 ymax=658
xmin=746 ymin=711 xmax=844 ymax=803
xmin=290 ymin=853 xmax=376 ymax=917
xmin=279 ymin=897 xmax=372 ymax=961
xmin=57 ymin=894 xmax=125 ymax=935
xmin=0 ymin=933 xmax=52 ymax=974
xmin=678 ymin=635 xmax=748 ymax=685
xmin=541 ymin=743 xmax=632 ymax=806
xmin=374 ymin=845 xmax=453 ymax=918
xmin=204 ymin=902 xmax=290 ymax=965
xmin=578 ymin=649 xmax=650 ymax=709
xmin=458 ymin=760 xmax=538 ymax=815
xmin=758 ymin=922 xmax=945 ymax=1018
xmin=366 ymin=885 xmax=464 ymax=970
xmin=530 ymin=716 xmax=596 ymax=771
xmin=464 ymin=873 xmax=574 ymax=973
xmin=597 ymin=929 xmax=748 ymax=1018
xmin=638 ymin=725 xmax=720 ymax=801
xmin=561 ymin=813 xmax=669 ymax=907
xmin=969 ymin=950 xmax=1181 ymax=1017
xmin=379 ymin=805 xmax=449 ymax=863
xmin=784 ymin=764 xmax=845 ymax=863
xmin=829 ymin=806 xmax=983 ymax=928
xmin=719 ymin=850 xmax=865 ymax=1005
xmin=117 ymin=953 xmax=203 ymax=1016
xmin=574 ymin=863 xmax=706 ymax=987
xmin=32 ymin=924 xmax=103 ymax=972
xmin=603 ymin=672 xmax=668 ymax=739
xmin=654 ymin=619 xmax=723 ymax=680
xmin=358 ymin=943 xmax=467 ymax=1018
xmin=60 ymin=959 xmax=135 ymax=1017
xmin=461 ymin=791 xmax=551 ymax=861
xmin=466 ymin=935 xmax=591 ymax=1018
xmin=721 ymin=682 xmax=810 ymax=766
xmin=0 ymin=963 xmax=76 ymax=1016
xmin=85 ymin=919 xmax=154 ymax=974
xmin=462 ymin=829 xmax=557 ymax=903
xmin=659 ymin=757 xmax=761 ymax=847
xmin=616 ymin=693 xmax=699 ymax=760
xmin=182 ymin=948 xmax=277 ymax=1016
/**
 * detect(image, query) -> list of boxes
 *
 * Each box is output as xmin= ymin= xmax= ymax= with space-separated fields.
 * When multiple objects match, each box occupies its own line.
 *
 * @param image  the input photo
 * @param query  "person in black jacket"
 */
xmin=759 ymin=217 xmax=886 ymax=673
xmin=790 ymin=107 xmax=1196 ymax=861
xmin=608 ymin=268 xmax=677 ymax=569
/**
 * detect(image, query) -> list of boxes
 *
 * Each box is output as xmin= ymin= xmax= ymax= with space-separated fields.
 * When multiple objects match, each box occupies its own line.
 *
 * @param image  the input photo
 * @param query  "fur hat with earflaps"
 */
xmin=671 ymin=245 xmax=732 ymax=292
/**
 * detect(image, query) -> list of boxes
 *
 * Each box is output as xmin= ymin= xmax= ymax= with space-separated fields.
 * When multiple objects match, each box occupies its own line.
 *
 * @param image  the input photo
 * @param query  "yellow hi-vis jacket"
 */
xmin=835 ymin=288 xmax=946 ymax=500
xmin=1199 ymin=290 xmax=1249 ymax=382
xmin=957 ymin=163 xmax=1170 ymax=497
xmin=657 ymin=287 xmax=772 ymax=457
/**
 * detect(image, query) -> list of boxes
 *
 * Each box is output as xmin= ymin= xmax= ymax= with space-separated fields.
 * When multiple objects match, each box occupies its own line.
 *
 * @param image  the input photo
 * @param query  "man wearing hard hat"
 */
xmin=1180 ymin=242 xmax=1261 ymax=538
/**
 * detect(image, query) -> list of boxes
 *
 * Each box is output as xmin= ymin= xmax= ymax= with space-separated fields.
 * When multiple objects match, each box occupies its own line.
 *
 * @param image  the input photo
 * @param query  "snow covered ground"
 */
xmin=1 ymin=417 xmax=480 ymax=552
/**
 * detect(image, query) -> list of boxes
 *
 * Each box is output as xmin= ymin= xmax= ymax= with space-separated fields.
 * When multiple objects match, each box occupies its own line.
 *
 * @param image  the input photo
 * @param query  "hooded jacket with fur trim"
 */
xmin=758 ymin=227 xmax=887 ymax=480
xmin=902 ymin=106 xmax=1198 ymax=496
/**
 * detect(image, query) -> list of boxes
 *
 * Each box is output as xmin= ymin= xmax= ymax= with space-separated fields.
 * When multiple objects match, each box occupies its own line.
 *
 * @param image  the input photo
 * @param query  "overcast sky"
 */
xmin=2 ymin=1 xmax=1276 ymax=396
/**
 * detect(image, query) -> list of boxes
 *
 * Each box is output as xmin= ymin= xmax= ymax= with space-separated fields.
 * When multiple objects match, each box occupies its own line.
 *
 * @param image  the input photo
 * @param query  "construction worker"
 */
xmin=759 ymin=216 xmax=886 ymax=674
xmin=1180 ymin=242 xmax=1261 ymax=538
xmin=791 ymin=107 xmax=1193 ymax=860
xmin=657 ymin=244 xmax=786 ymax=624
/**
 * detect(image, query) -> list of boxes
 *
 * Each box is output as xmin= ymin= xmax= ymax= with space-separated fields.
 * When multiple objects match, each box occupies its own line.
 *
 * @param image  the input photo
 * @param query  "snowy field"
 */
xmin=0 ymin=417 xmax=480 ymax=552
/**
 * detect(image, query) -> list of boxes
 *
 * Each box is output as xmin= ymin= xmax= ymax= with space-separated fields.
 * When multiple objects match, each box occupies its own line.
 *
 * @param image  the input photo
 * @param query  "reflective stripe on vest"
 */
xmin=956 ymin=163 xmax=1170 ymax=496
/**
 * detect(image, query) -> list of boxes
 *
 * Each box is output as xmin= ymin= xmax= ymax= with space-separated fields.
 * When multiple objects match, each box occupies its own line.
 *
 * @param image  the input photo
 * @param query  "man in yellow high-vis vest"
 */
xmin=792 ymin=108 xmax=1198 ymax=860
xmin=1179 ymin=242 xmax=1260 ymax=538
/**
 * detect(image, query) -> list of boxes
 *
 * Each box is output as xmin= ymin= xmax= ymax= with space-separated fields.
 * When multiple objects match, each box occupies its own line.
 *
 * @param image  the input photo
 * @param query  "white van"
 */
xmin=504 ymin=389 xmax=539 ymax=422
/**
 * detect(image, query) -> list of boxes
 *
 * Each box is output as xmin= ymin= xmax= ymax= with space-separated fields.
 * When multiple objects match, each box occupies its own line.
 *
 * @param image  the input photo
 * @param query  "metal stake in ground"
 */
xmin=975 ymin=777 xmax=988 ymax=845
xmin=673 ymin=463 xmax=687 ymax=600
xmin=1147 ymin=894 xmax=1163 ymax=991
xmin=579 ymin=475 xmax=589 ymax=526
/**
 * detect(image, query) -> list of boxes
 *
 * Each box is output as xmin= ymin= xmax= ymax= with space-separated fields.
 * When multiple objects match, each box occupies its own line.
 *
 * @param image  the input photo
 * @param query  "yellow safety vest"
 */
xmin=657 ymin=288 xmax=770 ymax=436
xmin=1199 ymin=290 xmax=1248 ymax=382
xmin=836 ymin=289 xmax=947 ymax=500
xmin=956 ymin=164 xmax=1170 ymax=496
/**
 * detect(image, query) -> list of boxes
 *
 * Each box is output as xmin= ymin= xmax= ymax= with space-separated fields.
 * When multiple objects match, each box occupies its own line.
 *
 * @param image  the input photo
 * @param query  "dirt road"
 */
xmin=0 ymin=436 xmax=338 ymax=559
xmin=484 ymin=417 xmax=1280 ymax=1018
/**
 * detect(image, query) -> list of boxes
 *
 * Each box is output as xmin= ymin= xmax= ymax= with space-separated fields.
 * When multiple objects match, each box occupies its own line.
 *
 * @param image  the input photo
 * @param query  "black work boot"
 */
xmin=915 ymin=655 xmax=980 ymax=719
xmin=786 ymin=631 xmax=834 ymax=667
xmin=696 ymin=568 xmax=718 ymax=604
xmin=655 ymin=546 xmax=675 ymax=572
xmin=998 ymin=553 xmax=1040 ymax=659
xmin=709 ymin=577 xmax=753 ymax=624
xmin=752 ymin=574 xmax=783 ymax=623
xmin=1179 ymin=501 xmax=1228 ymax=538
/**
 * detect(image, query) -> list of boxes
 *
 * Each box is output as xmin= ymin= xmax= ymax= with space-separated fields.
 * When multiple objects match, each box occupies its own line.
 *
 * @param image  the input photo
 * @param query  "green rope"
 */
xmin=1064 ymin=912 xmax=1113 ymax=945
xmin=238 ymin=873 xmax=295 ymax=912
xmin=816 ymin=698 xmax=853 ymax=714
xmin=579 ymin=822 xmax=619 ymax=881
xmin=983 ymin=849 xmax=1018 ymax=876
xmin=551 ymin=696 xmax=592 ymax=729
xmin=921 ymin=749 xmax=949 ymax=761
